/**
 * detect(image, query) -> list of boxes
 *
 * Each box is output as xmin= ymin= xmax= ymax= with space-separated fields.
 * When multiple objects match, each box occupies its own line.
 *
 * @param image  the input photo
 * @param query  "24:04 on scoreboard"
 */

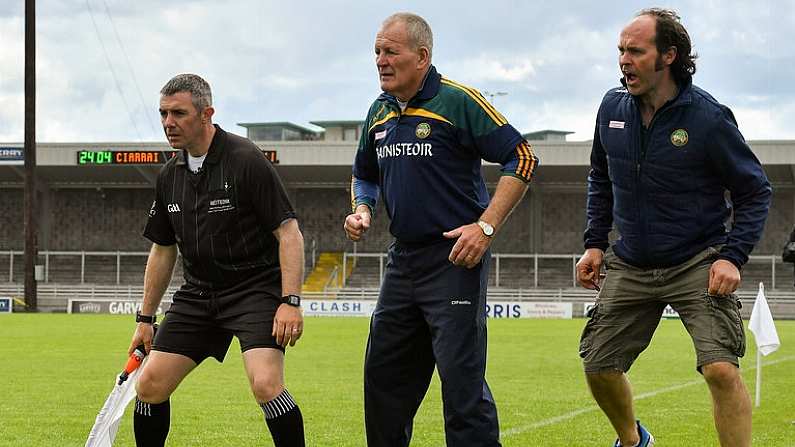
xmin=77 ymin=150 xmax=278 ymax=165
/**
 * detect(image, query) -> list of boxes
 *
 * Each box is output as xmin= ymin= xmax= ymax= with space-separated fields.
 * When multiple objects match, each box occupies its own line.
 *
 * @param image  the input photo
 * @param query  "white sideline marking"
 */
xmin=501 ymin=355 xmax=795 ymax=438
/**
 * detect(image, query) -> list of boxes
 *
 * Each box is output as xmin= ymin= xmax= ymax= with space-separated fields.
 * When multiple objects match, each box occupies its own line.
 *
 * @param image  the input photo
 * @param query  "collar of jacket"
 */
xmin=378 ymin=65 xmax=441 ymax=105
xmin=175 ymin=124 xmax=226 ymax=167
xmin=620 ymin=76 xmax=694 ymax=109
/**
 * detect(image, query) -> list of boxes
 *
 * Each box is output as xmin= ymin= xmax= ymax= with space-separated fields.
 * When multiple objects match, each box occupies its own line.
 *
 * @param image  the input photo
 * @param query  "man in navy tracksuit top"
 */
xmin=344 ymin=13 xmax=537 ymax=447
xmin=576 ymin=9 xmax=771 ymax=447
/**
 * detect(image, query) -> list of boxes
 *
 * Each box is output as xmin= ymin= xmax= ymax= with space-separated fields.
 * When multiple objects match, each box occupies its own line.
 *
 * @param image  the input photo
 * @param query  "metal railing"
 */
xmin=341 ymin=252 xmax=791 ymax=291
xmin=0 ymin=250 xmax=789 ymax=291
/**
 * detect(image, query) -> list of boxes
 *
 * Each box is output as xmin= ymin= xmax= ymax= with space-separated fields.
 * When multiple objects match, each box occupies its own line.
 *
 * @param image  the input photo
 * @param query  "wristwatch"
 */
xmin=135 ymin=311 xmax=156 ymax=324
xmin=281 ymin=294 xmax=301 ymax=307
xmin=477 ymin=220 xmax=495 ymax=237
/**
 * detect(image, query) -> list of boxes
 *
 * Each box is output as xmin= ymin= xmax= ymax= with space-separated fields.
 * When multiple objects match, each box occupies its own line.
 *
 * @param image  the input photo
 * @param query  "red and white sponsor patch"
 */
xmin=374 ymin=130 xmax=387 ymax=140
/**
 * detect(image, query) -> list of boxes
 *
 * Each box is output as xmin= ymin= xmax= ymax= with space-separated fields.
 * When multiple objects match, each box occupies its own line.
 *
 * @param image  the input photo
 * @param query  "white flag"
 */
xmin=85 ymin=358 xmax=147 ymax=447
xmin=749 ymin=282 xmax=780 ymax=356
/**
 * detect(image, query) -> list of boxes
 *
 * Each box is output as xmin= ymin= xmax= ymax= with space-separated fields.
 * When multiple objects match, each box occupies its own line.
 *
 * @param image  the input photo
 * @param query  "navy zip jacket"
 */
xmin=353 ymin=66 xmax=537 ymax=243
xmin=584 ymin=79 xmax=771 ymax=269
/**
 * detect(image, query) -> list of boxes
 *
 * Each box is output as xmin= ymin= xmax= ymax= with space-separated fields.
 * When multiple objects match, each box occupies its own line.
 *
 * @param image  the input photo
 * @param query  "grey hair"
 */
xmin=160 ymin=73 xmax=212 ymax=111
xmin=383 ymin=12 xmax=433 ymax=59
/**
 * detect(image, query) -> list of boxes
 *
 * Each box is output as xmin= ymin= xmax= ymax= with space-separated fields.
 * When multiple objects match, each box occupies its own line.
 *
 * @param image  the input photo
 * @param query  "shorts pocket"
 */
xmin=578 ymin=304 xmax=601 ymax=359
xmin=706 ymin=292 xmax=746 ymax=357
xmin=603 ymin=250 xmax=615 ymax=271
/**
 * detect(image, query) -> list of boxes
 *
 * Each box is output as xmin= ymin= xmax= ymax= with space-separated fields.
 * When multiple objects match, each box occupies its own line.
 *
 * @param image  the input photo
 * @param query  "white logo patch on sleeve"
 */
xmin=608 ymin=121 xmax=625 ymax=129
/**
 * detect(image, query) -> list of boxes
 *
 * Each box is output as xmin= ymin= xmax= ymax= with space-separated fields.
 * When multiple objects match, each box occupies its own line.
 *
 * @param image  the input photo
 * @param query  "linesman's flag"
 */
xmin=749 ymin=282 xmax=780 ymax=356
xmin=748 ymin=282 xmax=780 ymax=407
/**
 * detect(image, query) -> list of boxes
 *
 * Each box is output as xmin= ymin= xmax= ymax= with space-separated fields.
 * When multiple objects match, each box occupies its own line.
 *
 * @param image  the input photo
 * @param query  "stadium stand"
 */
xmin=1 ymin=137 xmax=794 ymax=314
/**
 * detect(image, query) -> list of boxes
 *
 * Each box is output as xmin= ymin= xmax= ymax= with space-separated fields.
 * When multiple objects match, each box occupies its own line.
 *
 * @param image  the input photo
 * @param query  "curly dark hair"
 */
xmin=637 ymin=8 xmax=698 ymax=84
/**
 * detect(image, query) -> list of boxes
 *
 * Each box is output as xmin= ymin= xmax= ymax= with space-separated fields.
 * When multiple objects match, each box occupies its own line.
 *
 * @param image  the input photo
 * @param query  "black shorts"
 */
xmin=152 ymin=283 xmax=283 ymax=364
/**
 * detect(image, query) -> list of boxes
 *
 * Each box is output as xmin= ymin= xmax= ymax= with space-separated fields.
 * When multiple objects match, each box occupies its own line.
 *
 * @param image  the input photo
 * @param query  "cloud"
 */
xmin=0 ymin=0 xmax=792 ymax=143
xmin=733 ymin=102 xmax=795 ymax=140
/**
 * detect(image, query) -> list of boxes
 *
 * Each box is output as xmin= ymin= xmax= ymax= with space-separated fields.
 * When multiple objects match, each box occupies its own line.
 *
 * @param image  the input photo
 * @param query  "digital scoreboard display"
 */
xmin=77 ymin=150 xmax=278 ymax=165
xmin=77 ymin=151 xmax=176 ymax=165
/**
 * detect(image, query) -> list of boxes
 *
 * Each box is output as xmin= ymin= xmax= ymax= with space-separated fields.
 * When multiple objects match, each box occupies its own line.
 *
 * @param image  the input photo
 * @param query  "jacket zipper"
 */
xmin=635 ymin=100 xmax=683 ymax=265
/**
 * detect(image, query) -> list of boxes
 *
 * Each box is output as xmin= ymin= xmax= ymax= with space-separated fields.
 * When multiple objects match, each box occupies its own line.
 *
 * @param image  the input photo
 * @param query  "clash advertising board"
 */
xmin=303 ymin=299 xmax=377 ymax=317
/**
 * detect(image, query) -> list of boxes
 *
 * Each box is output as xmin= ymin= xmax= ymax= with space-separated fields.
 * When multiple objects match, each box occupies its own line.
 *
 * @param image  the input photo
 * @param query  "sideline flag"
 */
xmin=86 ymin=342 xmax=150 ymax=447
xmin=748 ymin=282 xmax=780 ymax=407
xmin=749 ymin=282 xmax=780 ymax=356
xmin=85 ymin=359 xmax=146 ymax=446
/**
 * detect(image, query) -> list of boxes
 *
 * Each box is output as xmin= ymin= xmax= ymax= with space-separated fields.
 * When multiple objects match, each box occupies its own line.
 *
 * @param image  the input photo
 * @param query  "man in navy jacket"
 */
xmin=576 ymin=8 xmax=770 ymax=447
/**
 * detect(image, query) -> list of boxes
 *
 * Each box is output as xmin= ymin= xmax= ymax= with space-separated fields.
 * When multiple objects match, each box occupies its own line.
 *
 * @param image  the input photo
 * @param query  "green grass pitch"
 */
xmin=0 ymin=314 xmax=793 ymax=446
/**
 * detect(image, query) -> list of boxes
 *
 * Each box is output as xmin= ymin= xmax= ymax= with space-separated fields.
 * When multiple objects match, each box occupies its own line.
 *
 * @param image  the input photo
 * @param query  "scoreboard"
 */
xmin=77 ymin=150 xmax=279 ymax=165
xmin=77 ymin=150 xmax=175 ymax=165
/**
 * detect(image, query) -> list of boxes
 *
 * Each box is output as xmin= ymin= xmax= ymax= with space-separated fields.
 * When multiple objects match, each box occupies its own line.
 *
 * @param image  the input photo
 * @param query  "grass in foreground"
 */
xmin=0 ymin=315 xmax=793 ymax=446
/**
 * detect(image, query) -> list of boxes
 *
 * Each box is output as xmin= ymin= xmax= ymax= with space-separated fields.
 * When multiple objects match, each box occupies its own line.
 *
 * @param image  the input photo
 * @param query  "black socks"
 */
xmin=133 ymin=398 xmax=170 ymax=447
xmin=260 ymin=389 xmax=305 ymax=447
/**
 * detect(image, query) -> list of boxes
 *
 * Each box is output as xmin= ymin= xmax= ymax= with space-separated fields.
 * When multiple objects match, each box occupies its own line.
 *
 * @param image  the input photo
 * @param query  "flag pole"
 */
xmin=755 ymin=348 xmax=762 ymax=407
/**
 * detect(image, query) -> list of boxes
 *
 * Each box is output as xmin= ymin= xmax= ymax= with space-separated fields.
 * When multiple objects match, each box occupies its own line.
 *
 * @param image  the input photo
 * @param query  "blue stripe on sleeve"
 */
xmin=353 ymin=176 xmax=379 ymax=214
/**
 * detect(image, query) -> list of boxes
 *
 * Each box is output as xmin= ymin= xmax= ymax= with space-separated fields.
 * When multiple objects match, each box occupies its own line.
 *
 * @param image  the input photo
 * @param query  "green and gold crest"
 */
xmin=670 ymin=128 xmax=688 ymax=147
xmin=415 ymin=122 xmax=431 ymax=139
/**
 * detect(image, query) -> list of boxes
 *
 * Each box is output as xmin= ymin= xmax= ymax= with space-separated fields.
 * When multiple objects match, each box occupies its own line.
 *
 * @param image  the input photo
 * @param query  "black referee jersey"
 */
xmin=144 ymin=125 xmax=296 ymax=292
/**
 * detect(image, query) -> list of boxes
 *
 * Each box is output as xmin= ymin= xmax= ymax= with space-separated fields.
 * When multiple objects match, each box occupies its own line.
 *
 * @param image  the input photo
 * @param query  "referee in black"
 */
xmin=129 ymin=73 xmax=306 ymax=446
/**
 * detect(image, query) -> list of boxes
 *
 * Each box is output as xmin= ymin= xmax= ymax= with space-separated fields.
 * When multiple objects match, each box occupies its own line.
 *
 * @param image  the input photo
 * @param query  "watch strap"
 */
xmin=281 ymin=294 xmax=301 ymax=307
xmin=135 ymin=311 xmax=156 ymax=324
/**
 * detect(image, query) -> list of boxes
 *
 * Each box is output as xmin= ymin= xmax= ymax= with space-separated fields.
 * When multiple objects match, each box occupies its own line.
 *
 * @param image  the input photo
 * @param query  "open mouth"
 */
xmin=624 ymin=72 xmax=638 ymax=83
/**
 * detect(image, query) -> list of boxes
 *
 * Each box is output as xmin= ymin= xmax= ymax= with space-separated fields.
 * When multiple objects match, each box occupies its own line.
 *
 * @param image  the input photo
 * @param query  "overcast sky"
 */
xmin=0 ymin=0 xmax=792 ymax=143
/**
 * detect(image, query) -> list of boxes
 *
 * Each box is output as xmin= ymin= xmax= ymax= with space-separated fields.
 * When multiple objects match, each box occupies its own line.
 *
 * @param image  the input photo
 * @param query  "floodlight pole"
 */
xmin=24 ymin=0 xmax=38 ymax=311
xmin=483 ymin=91 xmax=508 ymax=105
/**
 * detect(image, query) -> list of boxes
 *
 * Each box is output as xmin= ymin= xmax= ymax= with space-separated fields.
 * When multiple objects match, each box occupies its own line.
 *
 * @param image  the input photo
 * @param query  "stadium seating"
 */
xmin=1 ymin=187 xmax=794 ymax=309
xmin=342 ymin=255 xmax=385 ymax=289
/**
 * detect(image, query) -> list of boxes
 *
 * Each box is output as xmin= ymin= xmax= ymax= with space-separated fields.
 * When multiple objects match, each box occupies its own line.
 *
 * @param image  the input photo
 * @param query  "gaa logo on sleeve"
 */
xmin=670 ymin=128 xmax=689 ymax=147
xmin=415 ymin=122 xmax=431 ymax=139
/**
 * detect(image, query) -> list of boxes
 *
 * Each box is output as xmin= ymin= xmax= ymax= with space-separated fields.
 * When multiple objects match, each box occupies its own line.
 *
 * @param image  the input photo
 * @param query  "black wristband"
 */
xmin=281 ymin=294 xmax=301 ymax=307
xmin=135 ymin=311 xmax=156 ymax=324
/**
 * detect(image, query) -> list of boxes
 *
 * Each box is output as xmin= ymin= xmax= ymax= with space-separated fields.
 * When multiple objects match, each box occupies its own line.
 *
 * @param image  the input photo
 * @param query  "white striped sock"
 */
xmin=259 ymin=389 xmax=298 ymax=420
xmin=134 ymin=399 xmax=152 ymax=417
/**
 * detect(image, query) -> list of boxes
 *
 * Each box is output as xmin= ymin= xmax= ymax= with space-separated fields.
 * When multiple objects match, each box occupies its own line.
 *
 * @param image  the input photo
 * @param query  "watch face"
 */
xmin=479 ymin=221 xmax=494 ymax=236
xmin=284 ymin=295 xmax=301 ymax=306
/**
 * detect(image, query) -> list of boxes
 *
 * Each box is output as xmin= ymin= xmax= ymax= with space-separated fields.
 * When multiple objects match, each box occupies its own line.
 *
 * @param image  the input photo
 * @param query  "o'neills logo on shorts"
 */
xmin=376 ymin=142 xmax=433 ymax=159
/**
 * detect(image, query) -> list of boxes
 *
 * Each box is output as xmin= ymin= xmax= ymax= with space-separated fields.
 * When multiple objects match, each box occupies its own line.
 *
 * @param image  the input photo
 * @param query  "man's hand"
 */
xmin=576 ymin=248 xmax=604 ymax=290
xmin=344 ymin=209 xmax=371 ymax=241
xmin=272 ymin=304 xmax=304 ymax=348
xmin=443 ymin=223 xmax=491 ymax=269
xmin=129 ymin=322 xmax=155 ymax=355
xmin=709 ymin=259 xmax=741 ymax=296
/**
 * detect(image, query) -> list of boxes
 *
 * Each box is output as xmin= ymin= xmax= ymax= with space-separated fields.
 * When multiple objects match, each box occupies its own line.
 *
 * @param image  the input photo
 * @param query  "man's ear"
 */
xmin=663 ymin=45 xmax=678 ymax=67
xmin=417 ymin=47 xmax=431 ymax=69
xmin=202 ymin=106 xmax=215 ymax=124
